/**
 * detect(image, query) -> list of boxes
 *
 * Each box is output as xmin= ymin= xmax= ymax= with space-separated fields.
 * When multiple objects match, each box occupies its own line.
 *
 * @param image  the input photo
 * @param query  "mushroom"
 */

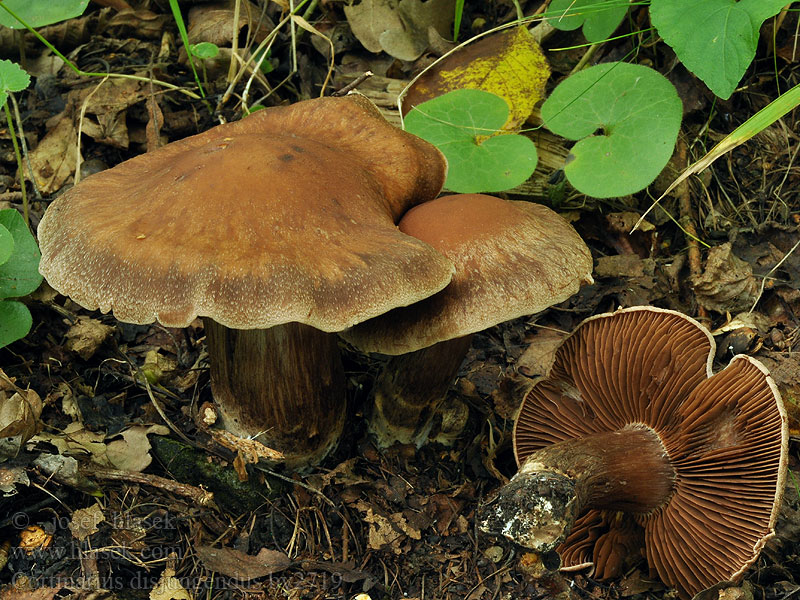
xmin=37 ymin=94 xmax=453 ymax=468
xmin=479 ymin=306 xmax=788 ymax=599
xmin=342 ymin=194 xmax=593 ymax=447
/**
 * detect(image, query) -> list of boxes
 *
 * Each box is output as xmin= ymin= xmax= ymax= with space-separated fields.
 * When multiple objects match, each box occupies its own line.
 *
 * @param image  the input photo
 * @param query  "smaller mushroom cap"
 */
xmin=342 ymin=194 xmax=593 ymax=354
xmin=38 ymin=94 xmax=453 ymax=330
xmin=513 ymin=306 xmax=788 ymax=599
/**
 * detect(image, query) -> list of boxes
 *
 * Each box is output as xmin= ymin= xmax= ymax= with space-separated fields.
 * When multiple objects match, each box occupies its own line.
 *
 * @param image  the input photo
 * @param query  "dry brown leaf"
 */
xmin=692 ymin=242 xmax=759 ymax=313
xmin=150 ymin=566 xmax=192 ymax=600
xmin=344 ymin=0 xmax=454 ymax=61
xmin=69 ymin=504 xmax=105 ymax=541
xmin=188 ymin=0 xmax=273 ymax=46
xmin=105 ymin=424 xmax=169 ymax=472
xmin=0 ymin=377 xmax=43 ymax=460
xmin=353 ymin=500 xmax=420 ymax=552
xmin=195 ymin=545 xmax=292 ymax=580
xmin=65 ymin=315 xmax=114 ymax=359
xmin=28 ymin=115 xmax=78 ymax=194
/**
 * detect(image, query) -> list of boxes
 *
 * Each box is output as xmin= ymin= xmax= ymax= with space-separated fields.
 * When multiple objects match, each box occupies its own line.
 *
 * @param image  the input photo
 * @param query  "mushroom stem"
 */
xmin=370 ymin=334 xmax=473 ymax=448
xmin=204 ymin=318 xmax=346 ymax=468
xmin=479 ymin=425 xmax=675 ymax=552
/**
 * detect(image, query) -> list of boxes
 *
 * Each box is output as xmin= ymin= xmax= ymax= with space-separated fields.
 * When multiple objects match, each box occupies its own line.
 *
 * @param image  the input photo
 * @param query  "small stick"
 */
xmin=91 ymin=468 xmax=216 ymax=507
xmin=332 ymin=71 xmax=373 ymax=97
xmin=676 ymin=137 xmax=708 ymax=322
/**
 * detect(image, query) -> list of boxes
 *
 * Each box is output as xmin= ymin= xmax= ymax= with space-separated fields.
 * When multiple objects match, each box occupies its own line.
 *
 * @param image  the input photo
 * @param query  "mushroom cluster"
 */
xmin=38 ymin=94 xmax=453 ymax=468
xmin=479 ymin=307 xmax=788 ymax=599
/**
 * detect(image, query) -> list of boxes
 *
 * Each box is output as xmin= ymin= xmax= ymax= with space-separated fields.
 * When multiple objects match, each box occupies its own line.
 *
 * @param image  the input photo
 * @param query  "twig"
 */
xmin=332 ymin=71 xmax=373 ymax=97
xmin=92 ymin=468 xmax=216 ymax=507
xmin=676 ymin=137 xmax=708 ymax=321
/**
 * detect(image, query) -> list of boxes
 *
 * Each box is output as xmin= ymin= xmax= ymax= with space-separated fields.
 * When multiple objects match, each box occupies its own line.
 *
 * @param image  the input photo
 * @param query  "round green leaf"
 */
xmin=541 ymin=62 xmax=682 ymax=198
xmin=0 ymin=0 xmax=90 ymax=28
xmin=0 ymin=60 xmax=30 ymax=104
xmin=190 ymin=42 xmax=220 ymax=60
xmin=548 ymin=0 xmax=629 ymax=43
xmin=404 ymin=89 xmax=538 ymax=193
xmin=0 ymin=209 xmax=42 ymax=298
xmin=0 ymin=224 xmax=13 ymax=266
xmin=0 ymin=299 xmax=32 ymax=349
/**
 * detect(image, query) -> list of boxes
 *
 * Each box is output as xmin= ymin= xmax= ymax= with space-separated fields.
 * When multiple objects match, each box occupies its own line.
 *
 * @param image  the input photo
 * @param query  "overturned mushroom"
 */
xmin=479 ymin=306 xmax=788 ymax=599
xmin=343 ymin=194 xmax=593 ymax=447
xmin=38 ymin=94 xmax=452 ymax=468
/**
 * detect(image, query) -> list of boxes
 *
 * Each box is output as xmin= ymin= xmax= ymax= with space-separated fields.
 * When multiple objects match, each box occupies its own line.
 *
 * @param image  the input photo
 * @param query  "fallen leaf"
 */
xmin=150 ymin=566 xmax=192 ymax=600
xmin=71 ymin=77 xmax=150 ymax=149
xmin=344 ymin=0 xmax=454 ymax=61
xmin=28 ymin=115 xmax=78 ymax=194
xmin=353 ymin=500 xmax=419 ymax=552
xmin=515 ymin=329 xmax=566 ymax=379
xmin=0 ymin=377 xmax=43 ymax=460
xmin=65 ymin=316 xmax=114 ymax=359
xmin=188 ymin=0 xmax=272 ymax=47
xmin=69 ymin=504 xmax=105 ymax=540
xmin=403 ymin=26 xmax=549 ymax=130
xmin=691 ymin=242 xmax=759 ymax=313
xmin=195 ymin=545 xmax=291 ymax=580
xmin=105 ymin=424 xmax=169 ymax=472
xmin=0 ymin=463 xmax=29 ymax=494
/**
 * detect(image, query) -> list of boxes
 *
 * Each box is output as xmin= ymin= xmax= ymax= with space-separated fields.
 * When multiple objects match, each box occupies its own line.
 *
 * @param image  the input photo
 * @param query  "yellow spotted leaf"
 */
xmin=402 ymin=26 xmax=550 ymax=130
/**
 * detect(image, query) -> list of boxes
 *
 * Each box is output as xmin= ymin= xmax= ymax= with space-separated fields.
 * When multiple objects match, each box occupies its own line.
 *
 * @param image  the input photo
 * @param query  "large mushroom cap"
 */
xmin=38 ymin=94 xmax=453 ymax=330
xmin=342 ymin=194 xmax=593 ymax=354
xmin=514 ymin=306 xmax=788 ymax=598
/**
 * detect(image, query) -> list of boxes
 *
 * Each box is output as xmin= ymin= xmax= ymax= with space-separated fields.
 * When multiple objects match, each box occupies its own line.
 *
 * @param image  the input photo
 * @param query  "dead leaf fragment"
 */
xmin=692 ymin=242 xmax=759 ymax=313
xmin=150 ymin=566 xmax=192 ymax=600
xmin=195 ymin=545 xmax=291 ymax=580
xmin=344 ymin=0 xmax=455 ymax=61
xmin=403 ymin=26 xmax=550 ymax=130
xmin=69 ymin=504 xmax=105 ymax=540
xmin=105 ymin=424 xmax=169 ymax=472
xmin=65 ymin=316 xmax=114 ymax=359
xmin=353 ymin=500 xmax=420 ymax=553
xmin=28 ymin=116 xmax=78 ymax=194
xmin=0 ymin=464 xmax=29 ymax=494
xmin=188 ymin=0 xmax=273 ymax=47
xmin=0 ymin=375 xmax=43 ymax=460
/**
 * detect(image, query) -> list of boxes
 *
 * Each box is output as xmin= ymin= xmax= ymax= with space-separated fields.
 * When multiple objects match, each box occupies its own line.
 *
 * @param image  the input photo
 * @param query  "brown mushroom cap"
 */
xmin=38 ymin=94 xmax=452 ymax=330
xmin=342 ymin=194 xmax=593 ymax=354
xmin=513 ymin=306 xmax=788 ymax=598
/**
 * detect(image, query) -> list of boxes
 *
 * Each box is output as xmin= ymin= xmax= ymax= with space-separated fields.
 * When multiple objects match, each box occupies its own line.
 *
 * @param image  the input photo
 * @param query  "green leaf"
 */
xmin=650 ymin=0 xmax=787 ymax=99
xmin=0 ymin=209 xmax=42 ymax=298
xmin=0 ymin=223 xmax=13 ymax=266
xmin=190 ymin=42 xmax=220 ymax=60
xmin=404 ymin=89 xmax=538 ymax=193
xmin=0 ymin=299 xmax=32 ymax=349
xmin=0 ymin=0 xmax=90 ymax=29
xmin=541 ymin=62 xmax=682 ymax=198
xmin=548 ymin=0 xmax=629 ymax=43
xmin=0 ymin=59 xmax=30 ymax=106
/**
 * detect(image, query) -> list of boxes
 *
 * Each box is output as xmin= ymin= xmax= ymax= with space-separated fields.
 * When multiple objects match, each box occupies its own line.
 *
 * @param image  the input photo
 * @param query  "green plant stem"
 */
xmin=9 ymin=93 xmax=39 ymax=199
xmin=3 ymin=98 xmax=28 ymax=226
xmin=0 ymin=1 xmax=201 ymax=101
xmin=167 ymin=0 xmax=206 ymax=99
